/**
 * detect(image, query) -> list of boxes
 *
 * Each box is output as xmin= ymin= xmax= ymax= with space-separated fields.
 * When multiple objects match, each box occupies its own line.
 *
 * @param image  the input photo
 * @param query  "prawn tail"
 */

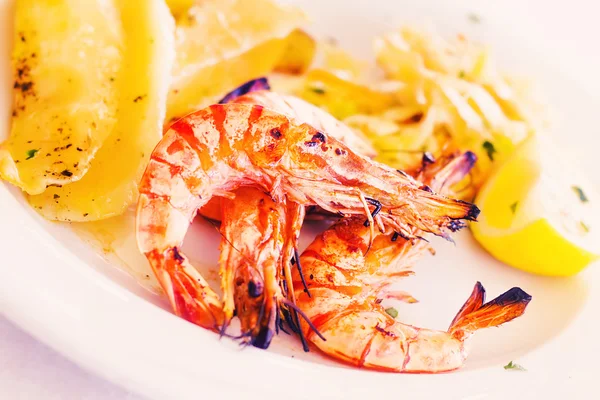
xmin=448 ymin=282 xmax=532 ymax=340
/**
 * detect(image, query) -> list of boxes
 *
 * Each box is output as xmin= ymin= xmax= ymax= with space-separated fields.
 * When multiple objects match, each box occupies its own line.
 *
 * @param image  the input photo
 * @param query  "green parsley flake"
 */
xmin=580 ymin=221 xmax=590 ymax=233
xmin=468 ymin=13 xmax=482 ymax=24
xmin=25 ymin=149 xmax=39 ymax=160
xmin=504 ymin=361 xmax=526 ymax=371
xmin=384 ymin=307 xmax=398 ymax=319
xmin=310 ymin=86 xmax=326 ymax=95
xmin=510 ymin=202 xmax=518 ymax=214
xmin=482 ymin=141 xmax=497 ymax=161
xmin=572 ymin=186 xmax=588 ymax=203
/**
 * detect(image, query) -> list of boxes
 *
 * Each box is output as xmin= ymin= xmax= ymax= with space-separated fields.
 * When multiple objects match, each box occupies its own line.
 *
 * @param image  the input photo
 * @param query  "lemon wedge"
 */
xmin=471 ymin=135 xmax=600 ymax=276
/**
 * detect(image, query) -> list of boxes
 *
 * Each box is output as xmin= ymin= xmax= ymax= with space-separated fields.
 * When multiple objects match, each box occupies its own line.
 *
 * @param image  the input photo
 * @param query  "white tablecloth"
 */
xmin=2 ymin=1 xmax=599 ymax=399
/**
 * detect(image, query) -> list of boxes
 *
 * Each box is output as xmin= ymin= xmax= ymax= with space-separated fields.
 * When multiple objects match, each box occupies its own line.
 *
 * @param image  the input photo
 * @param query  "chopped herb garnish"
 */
xmin=504 ymin=361 xmax=526 ymax=371
xmin=25 ymin=149 xmax=38 ymax=160
xmin=459 ymin=70 xmax=466 ymax=78
xmin=468 ymin=13 xmax=482 ymax=24
xmin=581 ymin=221 xmax=590 ymax=233
xmin=510 ymin=202 xmax=518 ymax=214
xmin=384 ymin=307 xmax=398 ymax=319
xmin=482 ymin=141 xmax=496 ymax=161
xmin=572 ymin=186 xmax=588 ymax=203
xmin=309 ymin=86 xmax=326 ymax=95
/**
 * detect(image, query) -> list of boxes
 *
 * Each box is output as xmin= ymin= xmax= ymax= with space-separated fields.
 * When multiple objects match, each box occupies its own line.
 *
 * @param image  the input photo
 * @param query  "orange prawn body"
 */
xmin=230 ymin=90 xmax=377 ymax=158
xmin=136 ymin=103 xmax=479 ymax=332
xmin=218 ymin=187 xmax=290 ymax=348
xmin=291 ymin=152 xmax=531 ymax=372
xmin=198 ymin=88 xmax=376 ymax=222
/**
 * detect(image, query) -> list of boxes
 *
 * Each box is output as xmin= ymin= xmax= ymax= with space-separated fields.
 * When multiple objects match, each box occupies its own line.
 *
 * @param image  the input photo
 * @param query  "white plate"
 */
xmin=1 ymin=0 xmax=599 ymax=399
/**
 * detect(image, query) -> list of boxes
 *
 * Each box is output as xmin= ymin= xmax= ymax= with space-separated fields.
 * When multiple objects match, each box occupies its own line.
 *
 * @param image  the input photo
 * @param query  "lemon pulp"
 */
xmin=471 ymin=135 xmax=600 ymax=276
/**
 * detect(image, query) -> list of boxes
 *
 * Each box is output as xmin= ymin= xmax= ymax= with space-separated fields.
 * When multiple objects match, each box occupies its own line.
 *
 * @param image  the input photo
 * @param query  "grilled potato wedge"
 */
xmin=274 ymin=29 xmax=317 ymax=75
xmin=27 ymin=0 xmax=175 ymax=221
xmin=165 ymin=0 xmax=306 ymax=123
xmin=0 ymin=0 xmax=123 ymax=195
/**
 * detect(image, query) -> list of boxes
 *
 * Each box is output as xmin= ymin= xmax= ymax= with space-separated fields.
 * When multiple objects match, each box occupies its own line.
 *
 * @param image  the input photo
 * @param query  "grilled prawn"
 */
xmin=219 ymin=186 xmax=313 ymax=348
xmin=291 ymin=152 xmax=531 ymax=372
xmin=136 ymin=103 xmax=478 ymax=332
xmin=214 ymin=80 xmax=378 ymax=344
xmin=199 ymin=78 xmax=377 ymax=222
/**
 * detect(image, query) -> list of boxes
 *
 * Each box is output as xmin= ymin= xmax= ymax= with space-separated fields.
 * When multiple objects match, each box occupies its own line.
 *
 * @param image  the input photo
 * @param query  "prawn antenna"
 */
xmin=363 ymin=197 xmax=382 ymax=227
xmin=218 ymin=320 xmax=231 ymax=339
xmin=280 ymin=303 xmax=300 ymax=334
xmin=248 ymin=298 xmax=266 ymax=344
xmin=293 ymin=248 xmax=311 ymax=298
xmin=229 ymin=331 xmax=253 ymax=341
xmin=391 ymin=229 xmax=412 ymax=243
xmin=282 ymin=299 xmax=327 ymax=343
xmin=275 ymin=304 xmax=292 ymax=335
xmin=275 ymin=303 xmax=280 ymax=335
xmin=291 ymin=307 xmax=309 ymax=352
xmin=218 ymin=329 xmax=250 ymax=341
xmin=415 ymin=235 xmax=430 ymax=243
xmin=358 ymin=194 xmax=377 ymax=255
xmin=280 ymin=276 xmax=289 ymax=298
xmin=278 ymin=320 xmax=290 ymax=335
